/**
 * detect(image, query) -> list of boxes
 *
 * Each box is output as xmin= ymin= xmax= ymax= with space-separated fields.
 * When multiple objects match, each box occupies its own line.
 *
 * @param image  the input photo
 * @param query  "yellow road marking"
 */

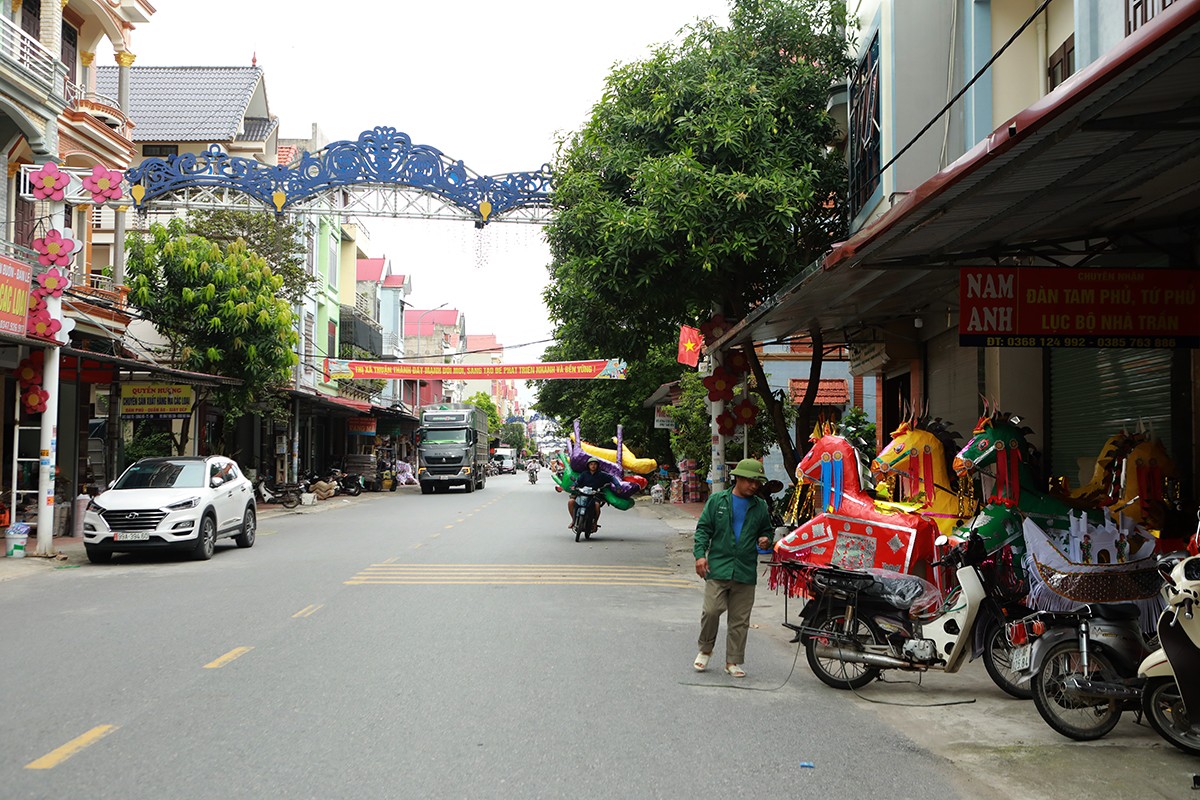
xmin=292 ymin=604 xmax=324 ymax=618
xmin=26 ymin=725 xmax=119 ymax=769
xmin=412 ymin=542 xmax=425 ymax=549
xmin=203 ymin=646 xmax=254 ymax=669
xmin=443 ymin=524 xmax=454 ymax=529
xmin=382 ymin=557 xmax=399 ymax=564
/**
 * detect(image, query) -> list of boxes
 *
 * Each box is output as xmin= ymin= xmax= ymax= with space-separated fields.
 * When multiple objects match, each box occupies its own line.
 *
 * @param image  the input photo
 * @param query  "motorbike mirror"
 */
xmin=934 ymin=535 xmax=949 ymax=548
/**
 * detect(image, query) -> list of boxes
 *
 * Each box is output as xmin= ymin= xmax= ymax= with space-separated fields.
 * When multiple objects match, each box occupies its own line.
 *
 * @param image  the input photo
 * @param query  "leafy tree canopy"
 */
xmin=126 ymin=220 xmax=300 ymax=453
xmin=500 ymin=422 xmax=528 ymax=455
xmin=466 ymin=391 xmax=502 ymax=434
xmin=185 ymin=208 xmax=314 ymax=305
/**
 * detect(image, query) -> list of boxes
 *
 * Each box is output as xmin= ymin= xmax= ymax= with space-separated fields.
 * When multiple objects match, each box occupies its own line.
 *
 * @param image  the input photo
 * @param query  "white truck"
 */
xmin=491 ymin=446 xmax=517 ymax=474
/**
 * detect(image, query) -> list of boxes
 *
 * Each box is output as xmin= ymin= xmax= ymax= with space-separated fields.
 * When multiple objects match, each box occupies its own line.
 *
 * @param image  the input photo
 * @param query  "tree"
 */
xmin=126 ymin=220 xmax=300 ymax=455
xmin=185 ymin=209 xmax=314 ymax=305
xmin=543 ymin=0 xmax=850 ymax=483
xmin=466 ymin=392 xmax=502 ymax=435
xmin=500 ymin=422 xmax=527 ymax=455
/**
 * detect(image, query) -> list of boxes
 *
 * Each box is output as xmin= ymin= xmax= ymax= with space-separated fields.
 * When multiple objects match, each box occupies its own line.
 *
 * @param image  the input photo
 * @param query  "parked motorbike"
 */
xmin=785 ymin=532 xmax=1031 ymax=697
xmin=1138 ymin=552 xmax=1200 ymax=755
xmin=571 ymin=486 xmax=604 ymax=543
xmin=331 ymin=467 xmax=363 ymax=496
xmin=255 ymin=476 xmax=301 ymax=509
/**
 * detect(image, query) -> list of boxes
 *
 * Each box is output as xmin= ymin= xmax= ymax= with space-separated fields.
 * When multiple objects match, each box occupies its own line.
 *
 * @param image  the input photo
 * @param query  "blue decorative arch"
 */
xmin=125 ymin=126 xmax=552 ymax=221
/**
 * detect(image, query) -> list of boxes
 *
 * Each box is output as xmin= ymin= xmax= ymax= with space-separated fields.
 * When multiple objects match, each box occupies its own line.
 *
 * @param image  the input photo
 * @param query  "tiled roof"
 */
xmin=95 ymin=66 xmax=264 ymax=142
xmin=277 ymin=145 xmax=298 ymax=166
xmin=356 ymin=258 xmax=386 ymax=282
xmin=236 ymin=116 xmax=278 ymax=142
xmin=381 ymin=274 xmax=406 ymax=288
xmin=404 ymin=309 xmax=460 ymax=336
xmin=466 ymin=334 xmax=501 ymax=352
xmin=789 ymin=378 xmax=849 ymax=406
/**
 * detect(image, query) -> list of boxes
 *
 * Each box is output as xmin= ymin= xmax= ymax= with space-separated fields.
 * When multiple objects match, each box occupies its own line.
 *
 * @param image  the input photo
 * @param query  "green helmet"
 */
xmin=730 ymin=458 xmax=766 ymax=481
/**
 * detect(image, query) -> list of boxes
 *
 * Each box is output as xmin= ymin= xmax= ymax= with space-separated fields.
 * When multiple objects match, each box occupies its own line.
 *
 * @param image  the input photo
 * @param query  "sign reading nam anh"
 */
xmin=960 ymin=267 xmax=1199 ymax=348
xmin=120 ymin=384 xmax=194 ymax=419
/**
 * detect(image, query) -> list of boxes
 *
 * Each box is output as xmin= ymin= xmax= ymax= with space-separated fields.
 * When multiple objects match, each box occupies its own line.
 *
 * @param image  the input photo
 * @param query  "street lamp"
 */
xmin=413 ymin=302 xmax=449 ymax=413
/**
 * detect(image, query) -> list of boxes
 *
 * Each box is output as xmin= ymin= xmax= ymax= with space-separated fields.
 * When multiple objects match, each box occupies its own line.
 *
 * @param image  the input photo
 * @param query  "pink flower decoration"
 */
xmin=21 ymin=386 xmax=49 ymax=414
xmin=16 ymin=356 xmax=42 ymax=388
xmin=30 ymin=162 xmax=70 ymax=201
xmin=82 ymin=165 xmax=124 ymax=204
xmin=33 ymin=229 xmax=82 ymax=267
xmin=28 ymin=292 xmax=46 ymax=314
xmin=36 ymin=267 xmax=70 ymax=297
xmin=27 ymin=309 xmax=62 ymax=340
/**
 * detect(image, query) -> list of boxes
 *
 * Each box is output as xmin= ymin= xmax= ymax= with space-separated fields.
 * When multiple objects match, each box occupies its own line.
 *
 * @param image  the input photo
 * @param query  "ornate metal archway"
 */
xmin=124 ymin=126 xmax=554 ymax=224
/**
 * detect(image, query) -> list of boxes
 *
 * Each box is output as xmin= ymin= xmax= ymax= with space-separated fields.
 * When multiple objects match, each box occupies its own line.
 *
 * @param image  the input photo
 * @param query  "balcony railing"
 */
xmin=64 ymin=80 xmax=130 ymax=136
xmin=0 ymin=13 xmax=58 ymax=89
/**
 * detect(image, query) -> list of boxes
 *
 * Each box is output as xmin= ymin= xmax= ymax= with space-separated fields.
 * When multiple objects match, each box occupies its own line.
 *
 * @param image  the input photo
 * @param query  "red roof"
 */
xmin=356 ymin=258 xmax=386 ymax=282
xmin=467 ymin=334 xmax=501 ymax=352
xmin=789 ymin=379 xmax=848 ymax=406
xmin=276 ymin=145 xmax=297 ymax=166
xmin=381 ymin=274 xmax=406 ymax=288
xmin=404 ymin=309 xmax=460 ymax=336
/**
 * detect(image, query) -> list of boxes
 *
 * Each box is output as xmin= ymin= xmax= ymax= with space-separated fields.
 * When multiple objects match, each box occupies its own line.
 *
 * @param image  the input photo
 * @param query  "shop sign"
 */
xmin=0 ymin=255 xmax=31 ymax=336
xmin=120 ymin=383 xmax=193 ymax=419
xmin=654 ymin=405 xmax=675 ymax=430
xmin=376 ymin=420 xmax=405 ymax=436
xmin=347 ymin=417 xmax=377 ymax=436
xmin=959 ymin=267 xmax=1199 ymax=348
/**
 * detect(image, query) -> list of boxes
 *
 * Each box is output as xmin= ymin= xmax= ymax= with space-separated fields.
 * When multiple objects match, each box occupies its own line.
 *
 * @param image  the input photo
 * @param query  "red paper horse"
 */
xmin=773 ymin=433 xmax=940 ymax=590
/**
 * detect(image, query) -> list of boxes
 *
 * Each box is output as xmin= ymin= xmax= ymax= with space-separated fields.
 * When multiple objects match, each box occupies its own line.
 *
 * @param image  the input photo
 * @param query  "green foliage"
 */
xmin=125 ymin=220 xmax=300 ymax=451
xmin=838 ymin=404 xmax=877 ymax=460
xmin=667 ymin=370 xmax=791 ymax=477
xmin=123 ymin=422 xmax=173 ymax=463
xmin=500 ymin=422 xmax=527 ymax=454
xmin=184 ymin=209 xmax=314 ymax=305
xmin=538 ymin=0 xmax=849 ymax=466
xmin=466 ymin=392 xmax=502 ymax=434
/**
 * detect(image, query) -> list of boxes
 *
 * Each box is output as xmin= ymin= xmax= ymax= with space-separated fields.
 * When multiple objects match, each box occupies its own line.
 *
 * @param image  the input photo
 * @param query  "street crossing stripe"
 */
xmin=344 ymin=563 xmax=691 ymax=587
xmin=26 ymin=725 xmax=119 ymax=769
xmin=292 ymin=604 xmax=324 ymax=618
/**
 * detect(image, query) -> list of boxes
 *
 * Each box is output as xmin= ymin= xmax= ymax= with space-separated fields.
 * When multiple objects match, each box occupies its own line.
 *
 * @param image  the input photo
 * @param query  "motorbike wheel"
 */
xmin=574 ymin=510 xmax=587 ymax=543
xmin=345 ymin=482 xmax=362 ymax=497
xmin=804 ymin=608 xmax=881 ymax=690
xmin=1031 ymin=640 xmax=1123 ymax=740
xmin=982 ymin=619 xmax=1033 ymax=699
xmin=281 ymin=492 xmax=300 ymax=509
xmin=1142 ymin=676 xmax=1200 ymax=755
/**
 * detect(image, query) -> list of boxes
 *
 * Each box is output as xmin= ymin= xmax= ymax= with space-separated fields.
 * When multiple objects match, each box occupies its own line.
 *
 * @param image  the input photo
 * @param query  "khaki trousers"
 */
xmin=697 ymin=578 xmax=756 ymax=665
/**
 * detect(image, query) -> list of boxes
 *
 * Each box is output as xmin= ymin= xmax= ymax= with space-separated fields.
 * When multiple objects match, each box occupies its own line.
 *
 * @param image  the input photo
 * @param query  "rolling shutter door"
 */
xmin=926 ymin=331 xmax=980 ymax=437
xmin=1049 ymin=349 xmax=1172 ymax=479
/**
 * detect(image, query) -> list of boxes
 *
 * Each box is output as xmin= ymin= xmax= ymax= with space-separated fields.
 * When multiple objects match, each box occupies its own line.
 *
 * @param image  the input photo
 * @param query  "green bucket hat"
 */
xmin=730 ymin=458 xmax=766 ymax=481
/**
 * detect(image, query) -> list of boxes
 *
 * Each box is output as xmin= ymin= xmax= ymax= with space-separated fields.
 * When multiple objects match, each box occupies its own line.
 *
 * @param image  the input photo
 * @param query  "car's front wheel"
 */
xmin=192 ymin=514 xmax=217 ymax=561
xmin=234 ymin=506 xmax=256 ymax=548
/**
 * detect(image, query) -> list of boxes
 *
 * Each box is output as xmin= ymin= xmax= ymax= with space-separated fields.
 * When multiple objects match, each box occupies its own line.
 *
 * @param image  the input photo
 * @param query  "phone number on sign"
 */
xmin=980 ymin=336 xmax=1182 ymax=348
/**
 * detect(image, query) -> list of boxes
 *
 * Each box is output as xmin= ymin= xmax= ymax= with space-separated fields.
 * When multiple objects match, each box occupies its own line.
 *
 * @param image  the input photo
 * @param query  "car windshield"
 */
xmin=424 ymin=429 xmax=468 ymax=444
xmin=113 ymin=461 xmax=207 ymax=489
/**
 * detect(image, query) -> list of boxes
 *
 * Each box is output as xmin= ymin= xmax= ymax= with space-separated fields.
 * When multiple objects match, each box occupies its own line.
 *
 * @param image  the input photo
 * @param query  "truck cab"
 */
xmin=416 ymin=405 xmax=488 ymax=494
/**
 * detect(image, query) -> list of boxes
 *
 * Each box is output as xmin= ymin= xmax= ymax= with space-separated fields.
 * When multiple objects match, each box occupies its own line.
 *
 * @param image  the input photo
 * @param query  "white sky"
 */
xmin=114 ymin=1 xmax=732 ymax=402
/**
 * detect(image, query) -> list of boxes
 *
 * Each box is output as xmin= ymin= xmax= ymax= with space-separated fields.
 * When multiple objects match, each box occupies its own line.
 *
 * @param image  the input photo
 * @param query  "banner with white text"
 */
xmin=323 ymin=358 xmax=627 ymax=381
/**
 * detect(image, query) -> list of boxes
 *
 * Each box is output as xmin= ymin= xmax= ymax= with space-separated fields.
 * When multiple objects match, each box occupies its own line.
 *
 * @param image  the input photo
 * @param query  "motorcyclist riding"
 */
xmin=567 ymin=457 xmax=618 ymax=530
xmin=527 ymin=460 xmax=540 ymax=483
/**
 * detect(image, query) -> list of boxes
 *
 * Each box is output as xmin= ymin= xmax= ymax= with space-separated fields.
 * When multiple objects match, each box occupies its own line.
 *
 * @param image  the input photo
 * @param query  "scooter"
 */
xmin=528 ymin=466 xmax=539 ymax=484
xmin=785 ymin=532 xmax=1030 ymax=697
xmin=1138 ymin=552 xmax=1200 ymax=755
xmin=255 ymin=476 xmax=301 ymax=509
xmin=570 ymin=485 xmax=603 ymax=543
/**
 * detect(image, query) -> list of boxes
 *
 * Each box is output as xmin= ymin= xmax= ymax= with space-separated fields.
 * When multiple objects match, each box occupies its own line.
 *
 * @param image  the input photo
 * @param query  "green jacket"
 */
xmin=692 ymin=488 xmax=772 ymax=585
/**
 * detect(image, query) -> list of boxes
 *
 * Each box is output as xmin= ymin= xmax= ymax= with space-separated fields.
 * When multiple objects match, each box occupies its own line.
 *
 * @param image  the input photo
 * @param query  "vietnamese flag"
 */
xmin=677 ymin=325 xmax=703 ymax=367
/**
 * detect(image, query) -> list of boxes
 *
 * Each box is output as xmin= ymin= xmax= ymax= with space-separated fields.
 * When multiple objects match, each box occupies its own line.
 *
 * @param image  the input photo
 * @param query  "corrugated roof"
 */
xmin=356 ymin=258 xmax=386 ymax=282
xmin=95 ymin=66 xmax=264 ymax=142
xmin=381 ymin=274 xmax=406 ymax=288
xmin=789 ymin=379 xmax=848 ymax=406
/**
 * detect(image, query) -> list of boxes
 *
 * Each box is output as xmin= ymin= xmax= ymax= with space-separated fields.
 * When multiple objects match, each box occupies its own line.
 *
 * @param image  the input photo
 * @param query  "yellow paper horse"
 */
xmin=871 ymin=417 xmax=972 ymax=537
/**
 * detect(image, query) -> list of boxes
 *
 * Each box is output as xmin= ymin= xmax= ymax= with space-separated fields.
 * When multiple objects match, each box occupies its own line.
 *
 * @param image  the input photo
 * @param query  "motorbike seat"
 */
xmin=862 ymin=572 xmax=941 ymax=612
xmin=1086 ymin=603 xmax=1141 ymax=621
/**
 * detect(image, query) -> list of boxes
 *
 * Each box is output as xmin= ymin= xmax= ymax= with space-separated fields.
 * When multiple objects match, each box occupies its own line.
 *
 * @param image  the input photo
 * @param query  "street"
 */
xmin=1 ymin=478 xmax=1194 ymax=799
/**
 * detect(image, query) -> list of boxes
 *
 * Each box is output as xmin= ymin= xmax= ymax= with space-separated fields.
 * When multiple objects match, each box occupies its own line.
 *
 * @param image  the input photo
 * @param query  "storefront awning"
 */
xmin=715 ymin=0 xmax=1200 ymax=348
xmin=61 ymin=347 xmax=242 ymax=387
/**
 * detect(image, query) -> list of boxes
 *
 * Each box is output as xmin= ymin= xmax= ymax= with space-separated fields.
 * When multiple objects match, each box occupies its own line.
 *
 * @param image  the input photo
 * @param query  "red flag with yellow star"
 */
xmin=677 ymin=325 xmax=702 ymax=367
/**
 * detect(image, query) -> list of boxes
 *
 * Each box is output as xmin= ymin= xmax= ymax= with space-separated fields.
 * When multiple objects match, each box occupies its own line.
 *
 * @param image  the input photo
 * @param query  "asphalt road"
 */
xmin=0 ymin=476 xmax=967 ymax=800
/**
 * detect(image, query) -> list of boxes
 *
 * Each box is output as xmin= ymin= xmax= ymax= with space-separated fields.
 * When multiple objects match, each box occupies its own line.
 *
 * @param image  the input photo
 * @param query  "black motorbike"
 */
xmin=571 ymin=486 xmax=604 ymax=543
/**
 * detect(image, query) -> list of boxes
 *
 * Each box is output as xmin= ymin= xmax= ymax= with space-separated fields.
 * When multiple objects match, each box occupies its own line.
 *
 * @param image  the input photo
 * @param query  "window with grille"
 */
xmin=849 ymin=32 xmax=881 ymax=218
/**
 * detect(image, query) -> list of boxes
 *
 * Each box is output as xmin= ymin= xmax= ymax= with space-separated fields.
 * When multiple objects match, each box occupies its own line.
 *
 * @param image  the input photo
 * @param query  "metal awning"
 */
xmin=61 ymin=347 xmax=242 ymax=387
xmin=716 ymin=0 xmax=1200 ymax=348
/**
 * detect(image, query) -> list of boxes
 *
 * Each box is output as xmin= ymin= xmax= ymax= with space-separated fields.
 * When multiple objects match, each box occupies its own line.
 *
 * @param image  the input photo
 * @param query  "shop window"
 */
xmin=1048 ymin=34 xmax=1075 ymax=91
xmin=849 ymin=32 xmax=881 ymax=218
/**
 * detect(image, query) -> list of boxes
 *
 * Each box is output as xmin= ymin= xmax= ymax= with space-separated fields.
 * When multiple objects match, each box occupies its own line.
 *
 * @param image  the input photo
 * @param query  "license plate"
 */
xmin=114 ymin=531 xmax=151 ymax=541
xmin=1010 ymin=644 xmax=1031 ymax=672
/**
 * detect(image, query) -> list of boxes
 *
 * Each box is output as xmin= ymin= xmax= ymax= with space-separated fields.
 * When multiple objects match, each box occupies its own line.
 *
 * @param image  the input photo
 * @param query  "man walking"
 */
xmin=692 ymin=458 xmax=773 ymax=678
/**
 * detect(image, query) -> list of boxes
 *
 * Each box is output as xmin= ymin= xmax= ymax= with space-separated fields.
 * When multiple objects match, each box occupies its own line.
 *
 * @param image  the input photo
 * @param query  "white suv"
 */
xmin=83 ymin=456 xmax=256 ymax=564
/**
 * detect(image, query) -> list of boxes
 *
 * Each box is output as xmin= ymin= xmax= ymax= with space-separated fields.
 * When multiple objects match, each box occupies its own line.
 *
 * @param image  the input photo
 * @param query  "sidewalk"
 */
xmin=0 ymin=485 xmax=416 ymax=583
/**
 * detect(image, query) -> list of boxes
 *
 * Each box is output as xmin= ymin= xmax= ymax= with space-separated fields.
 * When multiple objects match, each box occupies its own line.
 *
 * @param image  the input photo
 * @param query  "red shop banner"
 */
xmin=347 ymin=417 xmax=377 ymax=436
xmin=323 ymin=358 xmax=628 ymax=381
xmin=0 ymin=254 xmax=32 ymax=336
xmin=959 ymin=267 xmax=1199 ymax=348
